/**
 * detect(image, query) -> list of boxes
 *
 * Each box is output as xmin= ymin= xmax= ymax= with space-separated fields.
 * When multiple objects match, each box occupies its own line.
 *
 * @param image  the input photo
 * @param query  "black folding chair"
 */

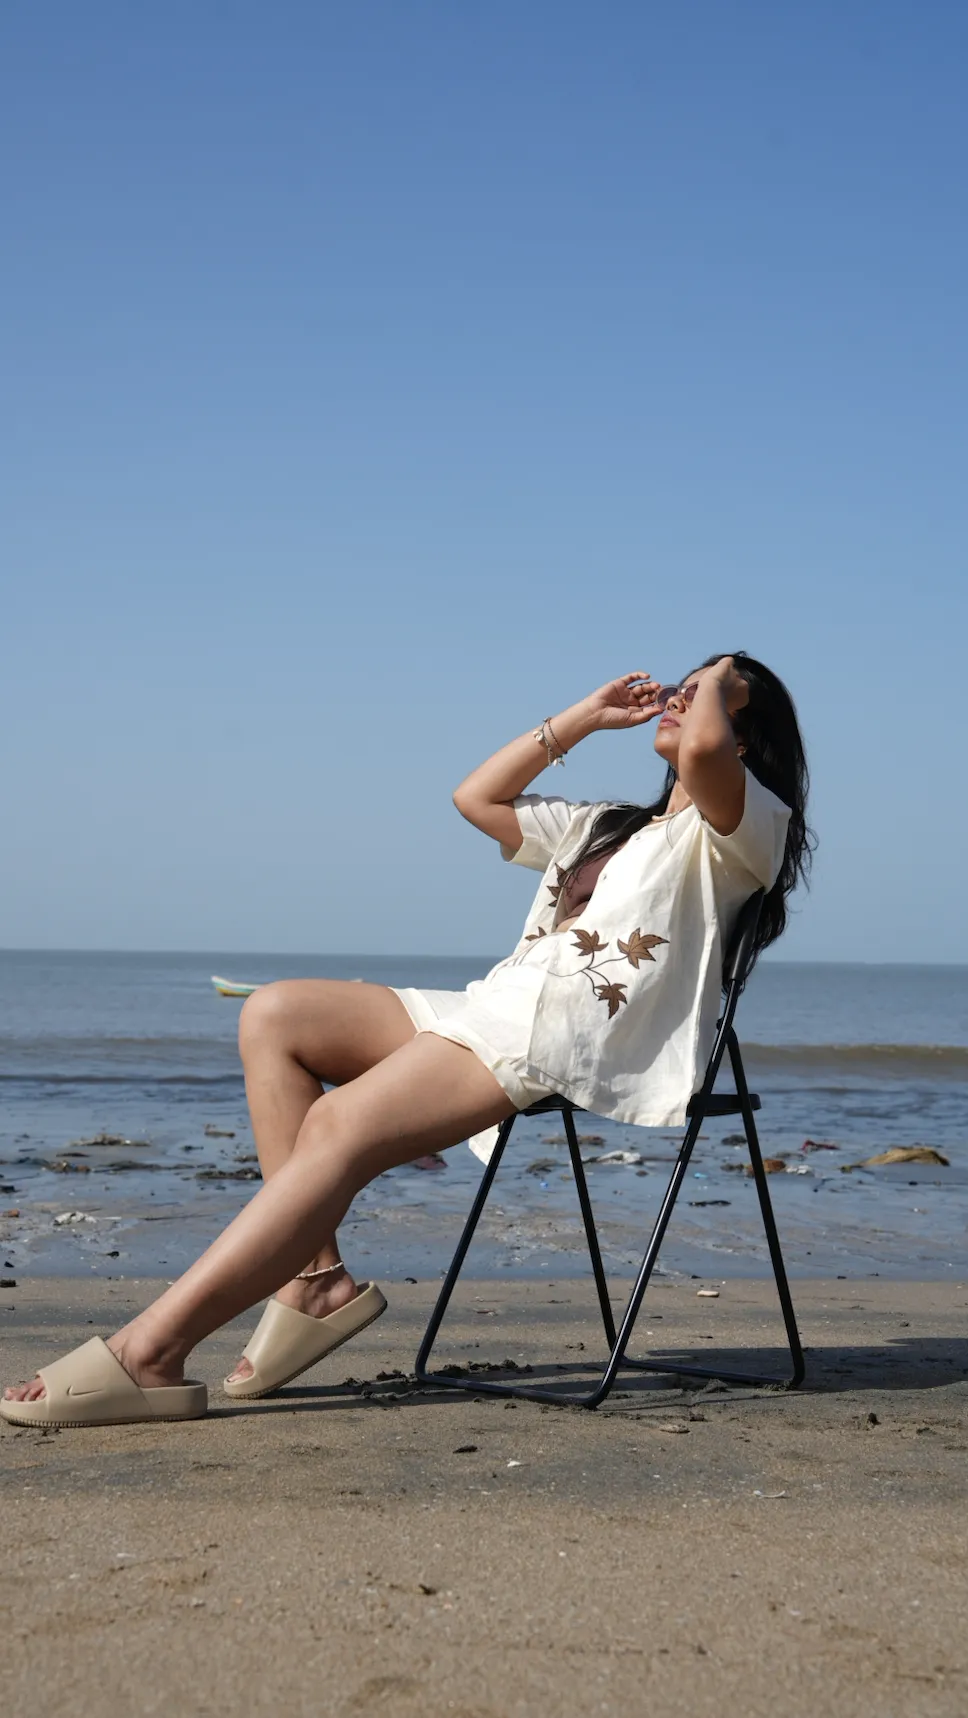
xmin=415 ymin=890 xmax=805 ymax=1408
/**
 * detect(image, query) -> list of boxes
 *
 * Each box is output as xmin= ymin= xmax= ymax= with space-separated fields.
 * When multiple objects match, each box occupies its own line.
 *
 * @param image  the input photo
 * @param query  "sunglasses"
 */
xmin=652 ymin=681 xmax=700 ymax=710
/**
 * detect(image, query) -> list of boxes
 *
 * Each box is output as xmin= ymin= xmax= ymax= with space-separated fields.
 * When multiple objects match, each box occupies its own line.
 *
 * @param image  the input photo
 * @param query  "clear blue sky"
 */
xmin=3 ymin=2 xmax=965 ymax=961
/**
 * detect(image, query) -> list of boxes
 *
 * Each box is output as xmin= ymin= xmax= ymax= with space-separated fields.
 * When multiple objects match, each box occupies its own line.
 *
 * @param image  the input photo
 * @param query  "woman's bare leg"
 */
xmin=239 ymin=979 xmax=418 ymax=1179
xmin=227 ymin=979 xmax=416 ymax=1380
xmin=4 ymin=1034 xmax=514 ymax=1403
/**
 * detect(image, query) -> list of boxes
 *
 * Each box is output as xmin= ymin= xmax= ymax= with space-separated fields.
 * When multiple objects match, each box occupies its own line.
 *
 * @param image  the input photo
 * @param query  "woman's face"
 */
xmin=652 ymin=665 xmax=709 ymax=768
xmin=653 ymin=662 xmax=750 ymax=770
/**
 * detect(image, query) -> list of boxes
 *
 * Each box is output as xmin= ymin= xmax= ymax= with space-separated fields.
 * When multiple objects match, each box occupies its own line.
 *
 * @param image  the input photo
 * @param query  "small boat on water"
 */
xmin=211 ymin=975 xmax=365 ymax=997
xmin=211 ymin=975 xmax=260 ymax=998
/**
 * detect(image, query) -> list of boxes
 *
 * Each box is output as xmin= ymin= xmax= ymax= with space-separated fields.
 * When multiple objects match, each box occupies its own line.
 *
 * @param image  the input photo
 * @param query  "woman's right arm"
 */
xmin=453 ymin=672 xmax=661 ymax=851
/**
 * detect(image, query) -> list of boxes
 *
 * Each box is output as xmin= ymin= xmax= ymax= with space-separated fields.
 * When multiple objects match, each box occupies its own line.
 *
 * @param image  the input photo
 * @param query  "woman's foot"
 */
xmin=224 ymin=1262 xmax=360 ymax=1386
xmin=2 ymin=1267 xmax=365 ymax=1403
xmin=2 ymin=1321 xmax=186 ymax=1405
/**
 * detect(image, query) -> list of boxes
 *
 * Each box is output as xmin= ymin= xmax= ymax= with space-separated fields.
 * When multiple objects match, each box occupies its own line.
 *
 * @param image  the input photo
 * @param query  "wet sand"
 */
xmin=3 ymin=1275 xmax=968 ymax=1716
xmin=6 ymin=1131 xmax=968 ymax=1285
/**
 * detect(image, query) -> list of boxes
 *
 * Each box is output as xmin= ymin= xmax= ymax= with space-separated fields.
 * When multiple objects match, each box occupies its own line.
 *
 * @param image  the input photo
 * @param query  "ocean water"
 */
xmin=0 ymin=950 xmax=966 ymax=1283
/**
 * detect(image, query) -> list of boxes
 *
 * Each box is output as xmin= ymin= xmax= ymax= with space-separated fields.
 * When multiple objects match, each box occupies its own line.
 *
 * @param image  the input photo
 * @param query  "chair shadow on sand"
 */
xmin=213 ymin=1331 xmax=968 ymax=1418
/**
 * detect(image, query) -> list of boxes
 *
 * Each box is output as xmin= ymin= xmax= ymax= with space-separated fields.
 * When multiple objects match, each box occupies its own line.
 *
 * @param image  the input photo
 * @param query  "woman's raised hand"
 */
xmin=582 ymin=672 xmax=664 ymax=731
xmin=704 ymin=655 xmax=750 ymax=715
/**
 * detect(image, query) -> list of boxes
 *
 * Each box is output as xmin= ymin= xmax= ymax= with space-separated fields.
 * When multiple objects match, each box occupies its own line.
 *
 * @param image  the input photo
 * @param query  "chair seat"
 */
xmin=687 ymin=1092 xmax=761 ymax=1116
xmin=522 ymin=1091 xmax=761 ymax=1120
xmin=521 ymin=1094 xmax=576 ymax=1117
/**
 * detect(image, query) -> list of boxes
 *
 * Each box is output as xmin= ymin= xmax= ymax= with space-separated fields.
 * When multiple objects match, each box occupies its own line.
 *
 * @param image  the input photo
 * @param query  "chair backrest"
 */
xmin=722 ymin=889 xmax=765 ymax=992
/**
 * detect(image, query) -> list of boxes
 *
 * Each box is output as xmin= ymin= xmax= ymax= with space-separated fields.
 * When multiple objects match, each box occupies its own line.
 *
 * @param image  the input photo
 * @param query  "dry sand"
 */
xmin=2 ymin=1274 xmax=968 ymax=1717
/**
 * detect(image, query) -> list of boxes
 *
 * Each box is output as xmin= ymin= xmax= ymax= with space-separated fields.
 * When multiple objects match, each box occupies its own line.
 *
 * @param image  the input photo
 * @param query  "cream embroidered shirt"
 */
xmin=495 ymin=766 xmax=791 ymax=1128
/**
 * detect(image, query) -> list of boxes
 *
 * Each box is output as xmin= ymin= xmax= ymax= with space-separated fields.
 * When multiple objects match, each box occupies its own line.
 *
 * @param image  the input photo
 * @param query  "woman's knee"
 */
xmin=238 ymin=980 xmax=305 ymax=1060
xmin=289 ymin=1096 xmax=362 ymax=1184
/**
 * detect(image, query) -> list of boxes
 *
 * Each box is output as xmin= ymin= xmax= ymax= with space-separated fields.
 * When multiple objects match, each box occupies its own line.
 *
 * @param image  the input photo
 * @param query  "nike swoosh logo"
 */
xmin=66 ymin=1386 xmax=104 ymax=1398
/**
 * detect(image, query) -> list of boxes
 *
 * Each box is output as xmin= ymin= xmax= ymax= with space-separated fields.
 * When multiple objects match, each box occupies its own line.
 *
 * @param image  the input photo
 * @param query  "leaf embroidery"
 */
xmin=571 ymin=928 xmax=608 ymax=957
xmin=543 ymin=923 xmax=668 ymax=1020
xmin=525 ymin=925 xmax=548 ymax=942
xmin=617 ymin=929 xmax=669 ymax=969
xmin=546 ymin=864 xmax=568 ymax=908
xmin=594 ymin=981 xmax=628 ymax=1018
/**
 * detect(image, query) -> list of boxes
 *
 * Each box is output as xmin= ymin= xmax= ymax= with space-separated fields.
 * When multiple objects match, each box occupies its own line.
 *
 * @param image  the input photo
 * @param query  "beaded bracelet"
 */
xmin=532 ymin=718 xmax=566 ymax=767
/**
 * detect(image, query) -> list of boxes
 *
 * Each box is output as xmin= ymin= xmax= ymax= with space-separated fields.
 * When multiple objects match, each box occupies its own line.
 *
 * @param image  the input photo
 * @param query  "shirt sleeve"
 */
xmin=702 ymin=768 xmax=791 ymax=890
xmin=500 ymin=793 xmax=592 ymax=872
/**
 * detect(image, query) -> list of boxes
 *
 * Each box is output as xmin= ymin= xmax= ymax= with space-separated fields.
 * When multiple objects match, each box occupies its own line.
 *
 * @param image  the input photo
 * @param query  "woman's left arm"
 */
xmin=676 ymin=657 xmax=749 ymax=836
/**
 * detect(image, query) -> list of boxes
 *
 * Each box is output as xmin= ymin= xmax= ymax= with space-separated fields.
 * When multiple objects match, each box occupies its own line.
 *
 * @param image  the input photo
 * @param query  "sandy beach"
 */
xmin=3 ymin=1274 xmax=967 ymax=1716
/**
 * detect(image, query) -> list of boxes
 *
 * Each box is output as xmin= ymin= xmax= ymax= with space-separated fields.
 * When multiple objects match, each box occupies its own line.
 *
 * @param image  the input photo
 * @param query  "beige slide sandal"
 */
xmin=223 ymin=1281 xmax=388 ymax=1399
xmin=0 ymin=1337 xmax=207 ymax=1429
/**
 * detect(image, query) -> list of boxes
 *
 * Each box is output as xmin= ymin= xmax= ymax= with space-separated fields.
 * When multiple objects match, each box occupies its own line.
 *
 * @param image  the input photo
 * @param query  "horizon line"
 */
xmin=1 ymin=947 xmax=967 ymax=970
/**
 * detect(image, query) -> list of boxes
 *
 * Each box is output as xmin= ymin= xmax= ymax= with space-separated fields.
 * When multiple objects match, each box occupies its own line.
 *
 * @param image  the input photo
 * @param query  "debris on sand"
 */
xmin=69 ymin=1132 xmax=152 ymax=1149
xmin=440 ymin=1358 xmax=534 ymax=1377
xmin=48 ymin=1157 xmax=165 ymax=1175
xmin=840 ymin=1146 xmax=950 ymax=1173
xmin=204 ymin=1125 xmax=236 ymax=1138
xmin=582 ymin=1149 xmax=645 ymax=1166
xmin=862 ymin=1146 xmax=949 ymax=1168
xmin=53 ymin=1211 xmax=97 ymax=1226
xmin=196 ymin=1166 xmax=262 ymax=1181
xmin=744 ymin=1158 xmax=788 ymax=1175
xmin=801 ymin=1139 xmax=840 ymax=1153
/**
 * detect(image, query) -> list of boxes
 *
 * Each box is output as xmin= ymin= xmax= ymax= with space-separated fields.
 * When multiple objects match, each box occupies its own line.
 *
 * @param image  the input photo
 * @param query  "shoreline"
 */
xmin=3 ymin=1162 xmax=966 ymax=1284
xmin=3 ymin=1276 xmax=968 ymax=1716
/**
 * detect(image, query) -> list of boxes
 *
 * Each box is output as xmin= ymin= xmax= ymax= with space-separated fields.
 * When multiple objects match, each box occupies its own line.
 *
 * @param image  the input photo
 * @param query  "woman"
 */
xmin=2 ymin=652 xmax=811 ymax=1426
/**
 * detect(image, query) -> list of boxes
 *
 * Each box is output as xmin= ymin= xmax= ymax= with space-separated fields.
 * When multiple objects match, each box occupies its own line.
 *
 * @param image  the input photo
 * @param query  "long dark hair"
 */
xmin=566 ymin=652 xmax=814 ymax=972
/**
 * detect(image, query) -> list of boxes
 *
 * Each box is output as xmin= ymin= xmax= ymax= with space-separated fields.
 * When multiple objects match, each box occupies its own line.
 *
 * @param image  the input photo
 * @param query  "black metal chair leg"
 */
xmin=415 ymin=1107 xmax=624 ymax=1406
xmin=416 ymin=1081 xmax=804 ymax=1404
xmin=415 ymin=1100 xmax=713 ymax=1410
xmin=414 ymin=1114 xmax=516 ymax=1382
xmin=587 ymin=1106 xmax=711 ymax=1403
xmin=616 ymin=1036 xmax=805 ymax=1392
xmin=561 ymin=1106 xmax=616 ymax=1347
xmin=726 ymin=1031 xmax=805 ymax=1386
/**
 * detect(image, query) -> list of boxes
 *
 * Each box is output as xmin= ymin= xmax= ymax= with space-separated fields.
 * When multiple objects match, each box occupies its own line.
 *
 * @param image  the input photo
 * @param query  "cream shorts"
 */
xmin=390 ymin=984 xmax=558 ymax=1161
